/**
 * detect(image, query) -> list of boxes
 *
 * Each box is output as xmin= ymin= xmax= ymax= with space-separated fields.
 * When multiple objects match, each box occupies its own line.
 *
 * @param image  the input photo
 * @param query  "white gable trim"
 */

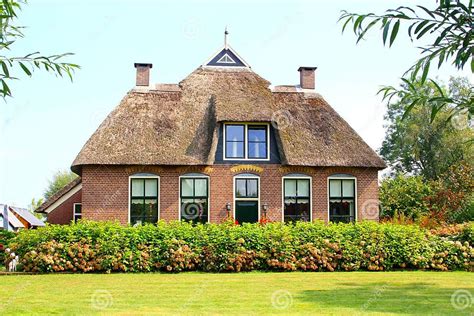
xmin=217 ymin=53 xmax=236 ymax=64
xmin=43 ymin=183 xmax=82 ymax=214
xmin=202 ymin=44 xmax=251 ymax=68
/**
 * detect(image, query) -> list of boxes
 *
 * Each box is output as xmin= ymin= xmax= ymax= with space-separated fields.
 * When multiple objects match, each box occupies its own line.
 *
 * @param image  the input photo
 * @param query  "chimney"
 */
xmin=298 ymin=66 xmax=317 ymax=90
xmin=134 ymin=63 xmax=153 ymax=86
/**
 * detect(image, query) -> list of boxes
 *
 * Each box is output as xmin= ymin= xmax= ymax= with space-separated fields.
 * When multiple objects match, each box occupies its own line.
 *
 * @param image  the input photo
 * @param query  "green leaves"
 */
xmin=0 ymin=0 xmax=79 ymax=98
xmin=339 ymin=1 xmax=473 ymax=122
xmin=0 ymin=54 xmax=80 ymax=97
xmin=382 ymin=21 xmax=391 ymax=46
xmin=389 ymin=20 xmax=400 ymax=47
xmin=19 ymin=61 xmax=31 ymax=76
xmin=10 ymin=220 xmax=474 ymax=273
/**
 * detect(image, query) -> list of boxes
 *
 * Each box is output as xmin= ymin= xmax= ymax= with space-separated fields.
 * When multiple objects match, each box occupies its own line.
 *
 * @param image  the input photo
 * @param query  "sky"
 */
xmin=0 ymin=0 xmax=471 ymax=208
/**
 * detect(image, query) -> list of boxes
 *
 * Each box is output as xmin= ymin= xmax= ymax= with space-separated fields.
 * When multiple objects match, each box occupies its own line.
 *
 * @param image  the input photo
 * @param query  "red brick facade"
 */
xmin=77 ymin=164 xmax=379 ymax=225
xmin=46 ymin=189 xmax=82 ymax=224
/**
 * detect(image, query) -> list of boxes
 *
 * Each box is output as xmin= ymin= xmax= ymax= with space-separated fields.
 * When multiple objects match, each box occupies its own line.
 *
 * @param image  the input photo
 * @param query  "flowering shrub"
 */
xmin=0 ymin=230 xmax=15 ymax=266
xmin=381 ymin=163 xmax=474 ymax=225
xmin=9 ymin=221 xmax=474 ymax=273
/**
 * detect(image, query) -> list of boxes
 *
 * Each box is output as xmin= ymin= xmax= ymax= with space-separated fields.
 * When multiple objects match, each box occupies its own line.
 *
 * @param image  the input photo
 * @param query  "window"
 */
xmin=234 ymin=175 xmax=260 ymax=224
xmin=73 ymin=203 xmax=82 ymax=223
xmin=130 ymin=177 xmax=159 ymax=225
xmin=217 ymin=54 xmax=236 ymax=64
xmin=224 ymin=124 xmax=269 ymax=160
xmin=225 ymin=125 xmax=245 ymax=158
xmin=235 ymin=178 xmax=258 ymax=198
xmin=329 ymin=178 xmax=356 ymax=223
xmin=283 ymin=178 xmax=311 ymax=222
xmin=180 ymin=177 xmax=209 ymax=224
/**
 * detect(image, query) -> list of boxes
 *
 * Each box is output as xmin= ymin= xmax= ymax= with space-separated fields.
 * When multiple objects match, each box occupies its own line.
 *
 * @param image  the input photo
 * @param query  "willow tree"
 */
xmin=0 ymin=0 xmax=78 ymax=97
xmin=339 ymin=0 xmax=473 ymax=122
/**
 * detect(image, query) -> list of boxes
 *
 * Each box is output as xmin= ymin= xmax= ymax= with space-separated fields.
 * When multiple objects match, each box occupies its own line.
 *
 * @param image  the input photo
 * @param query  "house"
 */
xmin=1 ymin=204 xmax=44 ymax=231
xmin=36 ymin=35 xmax=385 ymax=225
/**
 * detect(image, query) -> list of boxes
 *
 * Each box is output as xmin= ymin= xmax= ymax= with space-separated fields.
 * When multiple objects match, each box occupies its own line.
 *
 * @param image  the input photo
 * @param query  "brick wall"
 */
xmin=47 ymin=189 xmax=82 ymax=224
xmin=299 ymin=68 xmax=315 ymax=89
xmin=81 ymin=164 xmax=380 ymax=225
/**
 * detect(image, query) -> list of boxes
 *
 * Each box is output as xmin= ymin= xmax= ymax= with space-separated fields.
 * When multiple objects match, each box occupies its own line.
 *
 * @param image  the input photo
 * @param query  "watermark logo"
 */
xmin=361 ymin=284 xmax=387 ymax=311
xmin=271 ymin=109 xmax=294 ymax=131
xmin=91 ymin=290 xmax=113 ymax=310
xmin=361 ymin=199 xmax=380 ymax=220
xmin=451 ymin=289 xmax=473 ymax=311
xmin=182 ymin=17 xmax=200 ymax=40
xmin=181 ymin=202 xmax=203 ymax=220
xmin=271 ymin=290 xmax=293 ymax=310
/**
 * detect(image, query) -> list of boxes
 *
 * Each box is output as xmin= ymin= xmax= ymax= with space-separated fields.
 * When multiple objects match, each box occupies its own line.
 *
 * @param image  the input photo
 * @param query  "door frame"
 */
xmin=233 ymin=174 xmax=260 ymax=222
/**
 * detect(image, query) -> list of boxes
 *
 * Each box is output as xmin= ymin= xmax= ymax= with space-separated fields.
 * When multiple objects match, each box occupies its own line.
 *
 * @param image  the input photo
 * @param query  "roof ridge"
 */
xmin=35 ymin=177 xmax=82 ymax=213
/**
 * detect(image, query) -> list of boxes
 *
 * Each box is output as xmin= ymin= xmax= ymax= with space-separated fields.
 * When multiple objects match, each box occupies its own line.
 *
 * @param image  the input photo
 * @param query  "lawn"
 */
xmin=0 ymin=271 xmax=472 ymax=315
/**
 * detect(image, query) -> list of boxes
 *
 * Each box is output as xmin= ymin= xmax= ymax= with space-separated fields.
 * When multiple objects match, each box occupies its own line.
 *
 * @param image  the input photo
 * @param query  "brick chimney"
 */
xmin=134 ymin=63 xmax=153 ymax=86
xmin=298 ymin=66 xmax=317 ymax=89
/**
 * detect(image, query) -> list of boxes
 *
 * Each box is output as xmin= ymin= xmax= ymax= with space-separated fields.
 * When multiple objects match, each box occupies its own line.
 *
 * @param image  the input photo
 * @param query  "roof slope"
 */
xmin=0 ymin=205 xmax=25 ymax=230
xmin=273 ymin=92 xmax=385 ymax=167
xmin=9 ymin=206 xmax=45 ymax=227
xmin=35 ymin=177 xmax=82 ymax=213
xmin=72 ymin=67 xmax=385 ymax=172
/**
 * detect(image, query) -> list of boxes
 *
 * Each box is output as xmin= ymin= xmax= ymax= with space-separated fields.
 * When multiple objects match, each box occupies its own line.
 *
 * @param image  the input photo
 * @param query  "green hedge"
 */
xmin=9 ymin=221 xmax=474 ymax=273
xmin=0 ymin=230 xmax=16 ymax=265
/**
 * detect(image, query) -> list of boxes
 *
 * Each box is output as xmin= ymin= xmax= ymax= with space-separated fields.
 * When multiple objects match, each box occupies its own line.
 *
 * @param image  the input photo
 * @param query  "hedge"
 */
xmin=0 ymin=230 xmax=15 ymax=265
xmin=8 ymin=221 xmax=473 ymax=273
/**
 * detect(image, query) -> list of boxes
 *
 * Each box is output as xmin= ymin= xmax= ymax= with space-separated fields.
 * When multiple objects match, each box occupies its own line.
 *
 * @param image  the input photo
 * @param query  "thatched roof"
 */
xmin=71 ymin=66 xmax=385 ymax=173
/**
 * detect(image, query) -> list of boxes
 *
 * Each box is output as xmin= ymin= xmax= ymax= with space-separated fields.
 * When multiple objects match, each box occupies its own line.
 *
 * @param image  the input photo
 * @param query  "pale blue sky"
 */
xmin=0 ymin=0 xmax=470 ymax=208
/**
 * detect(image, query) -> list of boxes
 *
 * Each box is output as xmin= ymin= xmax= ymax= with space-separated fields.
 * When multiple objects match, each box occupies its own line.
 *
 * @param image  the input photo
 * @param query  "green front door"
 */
xmin=235 ymin=201 xmax=259 ymax=224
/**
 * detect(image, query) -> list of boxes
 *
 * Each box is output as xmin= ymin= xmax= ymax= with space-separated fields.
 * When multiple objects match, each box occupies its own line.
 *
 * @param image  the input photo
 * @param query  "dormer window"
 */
xmin=224 ymin=123 xmax=269 ymax=160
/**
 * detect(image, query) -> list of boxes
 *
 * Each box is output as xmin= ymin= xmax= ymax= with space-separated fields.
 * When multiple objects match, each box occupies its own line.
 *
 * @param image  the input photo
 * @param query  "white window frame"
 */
xmin=223 ymin=123 xmax=270 ymax=161
xmin=281 ymin=175 xmax=312 ymax=222
xmin=217 ymin=53 xmax=236 ymax=64
xmin=178 ymin=174 xmax=211 ymax=223
xmin=128 ymin=174 xmax=160 ymax=225
xmin=73 ymin=203 xmax=82 ymax=223
xmin=233 ymin=174 xmax=261 ymax=221
xmin=327 ymin=176 xmax=357 ymax=222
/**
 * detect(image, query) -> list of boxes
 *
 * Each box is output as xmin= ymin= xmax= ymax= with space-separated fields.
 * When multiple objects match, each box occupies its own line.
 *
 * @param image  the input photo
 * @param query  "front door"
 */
xmin=234 ymin=176 xmax=260 ymax=224
xmin=235 ymin=201 xmax=259 ymax=224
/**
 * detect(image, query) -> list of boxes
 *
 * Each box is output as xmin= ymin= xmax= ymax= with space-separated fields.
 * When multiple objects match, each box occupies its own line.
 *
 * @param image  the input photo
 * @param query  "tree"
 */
xmin=44 ymin=170 xmax=78 ymax=200
xmin=339 ymin=0 xmax=473 ymax=121
xmin=380 ymin=174 xmax=432 ymax=220
xmin=425 ymin=161 xmax=474 ymax=223
xmin=28 ymin=198 xmax=44 ymax=220
xmin=0 ymin=1 xmax=79 ymax=97
xmin=380 ymin=77 xmax=474 ymax=180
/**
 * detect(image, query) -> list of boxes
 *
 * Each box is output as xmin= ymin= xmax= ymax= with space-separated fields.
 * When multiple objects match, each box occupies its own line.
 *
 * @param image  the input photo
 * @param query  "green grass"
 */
xmin=0 ymin=272 xmax=472 ymax=315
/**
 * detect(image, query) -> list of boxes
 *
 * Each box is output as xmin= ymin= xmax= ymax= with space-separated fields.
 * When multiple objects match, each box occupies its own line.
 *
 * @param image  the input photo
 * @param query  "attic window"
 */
xmin=205 ymin=48 xmax=249 ymax=67
xmin=217 ymin=54 xmax=236 ymax=64
xmin=224 ymin=123 xmax=269 ymax=161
